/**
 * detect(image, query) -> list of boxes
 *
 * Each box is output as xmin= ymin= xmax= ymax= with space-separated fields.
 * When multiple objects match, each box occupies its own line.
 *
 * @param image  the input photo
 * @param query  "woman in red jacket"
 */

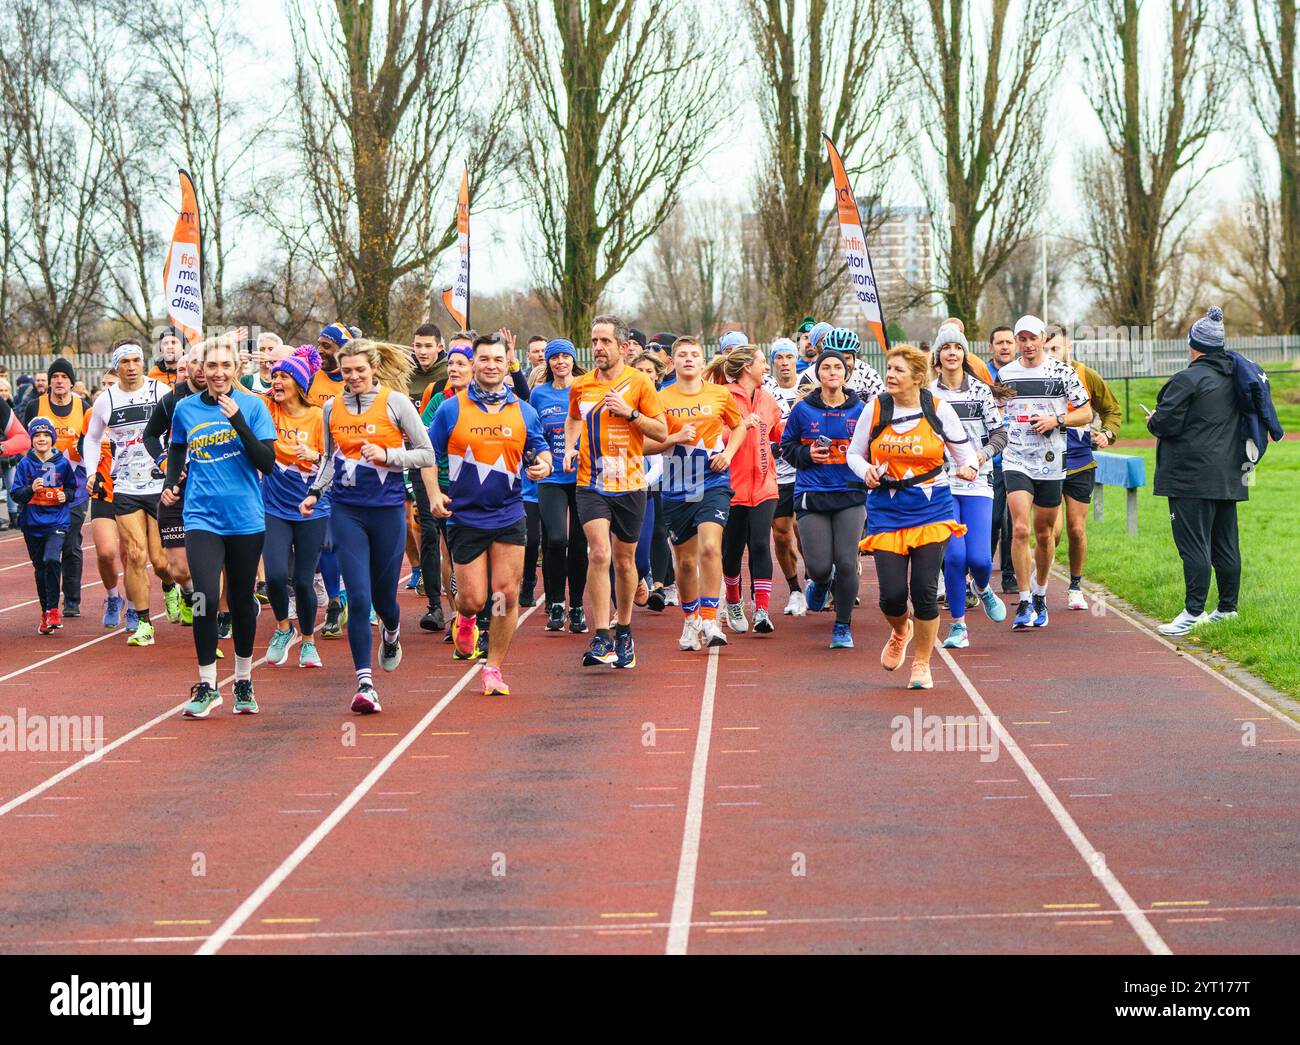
xmin=706 ymin=344 xmax=785 ymax=634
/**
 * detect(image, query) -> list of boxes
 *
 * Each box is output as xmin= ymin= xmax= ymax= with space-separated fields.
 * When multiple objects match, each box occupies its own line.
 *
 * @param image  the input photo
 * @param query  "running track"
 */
xmin=0 ymin=528 xmax=1296 ymax=955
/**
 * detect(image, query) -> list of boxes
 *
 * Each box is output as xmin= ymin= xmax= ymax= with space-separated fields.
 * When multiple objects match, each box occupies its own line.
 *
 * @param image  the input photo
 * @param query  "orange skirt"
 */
xmin=858 ymin=521 xmax=967 ymax=556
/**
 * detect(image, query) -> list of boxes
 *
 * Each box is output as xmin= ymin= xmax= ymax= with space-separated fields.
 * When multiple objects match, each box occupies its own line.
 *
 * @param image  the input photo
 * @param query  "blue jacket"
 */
xmin=12 ymin=449 xmax=78 ymax=532
xmin=779 ymin=388 xmax=867 ymax=513
xmin=1228 ymin=351 xmax=1285 ymax=460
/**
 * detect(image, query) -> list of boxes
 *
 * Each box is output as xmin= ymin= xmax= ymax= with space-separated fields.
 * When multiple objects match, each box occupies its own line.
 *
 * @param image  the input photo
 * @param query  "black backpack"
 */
xmin=867 ymin=389 xmax=946 ymax=490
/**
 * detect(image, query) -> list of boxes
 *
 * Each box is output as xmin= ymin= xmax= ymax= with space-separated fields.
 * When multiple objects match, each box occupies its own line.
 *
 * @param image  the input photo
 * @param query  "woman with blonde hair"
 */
xmin=301 ymin=338 xmax=437 ymax=714
xmin=847 ymin=344 xmax=979 ymax=689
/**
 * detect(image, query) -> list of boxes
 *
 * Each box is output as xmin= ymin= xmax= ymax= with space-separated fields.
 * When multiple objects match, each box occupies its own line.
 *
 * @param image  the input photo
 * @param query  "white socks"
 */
xmin=198 ymin=662 xmax=217 ymax=687
xmin=235 ymin=656 xmax=253 ymax=682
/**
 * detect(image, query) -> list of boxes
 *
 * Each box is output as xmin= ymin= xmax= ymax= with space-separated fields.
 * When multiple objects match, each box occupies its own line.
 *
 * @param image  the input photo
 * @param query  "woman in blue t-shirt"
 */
xmin=164 ymin=338 xmax=277 ymax=720
xmin=529 ymin=339 xmax=589 ymax=634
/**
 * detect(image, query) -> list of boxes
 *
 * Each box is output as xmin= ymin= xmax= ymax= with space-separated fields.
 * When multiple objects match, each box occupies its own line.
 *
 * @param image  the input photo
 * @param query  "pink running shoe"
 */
xmin=350 ymin=684 xmax=382 ymax=714
xmin=481 ymin=666 xmax=510 ymax=696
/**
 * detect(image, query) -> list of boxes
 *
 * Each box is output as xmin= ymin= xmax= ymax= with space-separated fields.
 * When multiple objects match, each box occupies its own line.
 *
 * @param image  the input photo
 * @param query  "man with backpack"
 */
xmin=1147 ymin=306 xmax=1282 ymax=636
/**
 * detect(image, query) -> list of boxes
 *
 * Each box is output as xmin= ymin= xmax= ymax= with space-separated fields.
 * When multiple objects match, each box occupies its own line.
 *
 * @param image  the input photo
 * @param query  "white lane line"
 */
xmin=2 ymin=579 xmax=104 ymax=614
xmin=194 ymin=607 xmax=536 ymax=956
xmin=0 ymin=612 xmax=163 ymax=685
xmin=0 ymin=645 xmax=278 ymax=818
xmin=935 ymin=645 xmax=1173 ymax=956
xmin=665 ymin=644 xmax=720 ymax=956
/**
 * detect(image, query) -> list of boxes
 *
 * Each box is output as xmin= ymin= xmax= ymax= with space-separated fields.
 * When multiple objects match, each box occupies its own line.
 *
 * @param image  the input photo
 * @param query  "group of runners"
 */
xmin=7 ymin=308 xmax=1126 ymax=706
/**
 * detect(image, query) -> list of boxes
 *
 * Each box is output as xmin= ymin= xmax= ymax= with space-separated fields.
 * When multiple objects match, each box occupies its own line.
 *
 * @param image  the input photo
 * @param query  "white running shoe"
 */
xmin=701 ymin=620 xmax=728 ymax=648
xmin=784 ymin=590 xmax=807 ymax=616
xmin=724 ymin=600 xmax=749 ymax=633
xmin=1157 ymin=610 xmax=1210 ymax=636
xmin=1067 ymin=588 xmax=1088 ymax=611
xmin=678 ymin=618 xmax=702 ymax=651
xmin=663 ymin=584 xmax=679 ymax=607
xmin=1206 ymin=609 xmax=1238 ymax=623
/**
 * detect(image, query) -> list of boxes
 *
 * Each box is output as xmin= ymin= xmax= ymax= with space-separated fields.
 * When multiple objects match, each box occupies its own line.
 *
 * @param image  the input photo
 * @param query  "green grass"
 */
xmin=1110 ymin=368 xmax=1300 ymax=432
xmin=1060 ymin=441 xmax=1300 ymax=699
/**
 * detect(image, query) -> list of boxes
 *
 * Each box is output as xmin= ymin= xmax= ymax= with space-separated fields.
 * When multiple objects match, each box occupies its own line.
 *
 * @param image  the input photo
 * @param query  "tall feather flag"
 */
xmin=823 ymin=134 xmax=889 ymax=353
xmin=163 ymin=169 xmax=203 ymax=344
xmin=442 ymin=163 xmax=470 ymax=329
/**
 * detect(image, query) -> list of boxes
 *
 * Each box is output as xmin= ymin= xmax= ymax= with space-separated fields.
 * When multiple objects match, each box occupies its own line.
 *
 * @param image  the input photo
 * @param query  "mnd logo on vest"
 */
xmin=667 ymin=403 xmax=713 ymax=417
xmin=49 ymin=977 xmax=151 ymax=1025
xmin=335 ymin=422 xmax=378 ymax=435
xmin=470 ymin=424 xmax=514 ymax=437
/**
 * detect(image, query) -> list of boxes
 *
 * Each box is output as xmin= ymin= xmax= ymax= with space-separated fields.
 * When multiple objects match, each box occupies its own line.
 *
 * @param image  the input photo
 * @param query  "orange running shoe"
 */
xmin=880 ymin=619 xmax=913 ymax=671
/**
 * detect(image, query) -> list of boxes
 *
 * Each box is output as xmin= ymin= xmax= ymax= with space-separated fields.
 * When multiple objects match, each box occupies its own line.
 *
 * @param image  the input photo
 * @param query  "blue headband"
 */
xmin=545 ymin=338 xmax=576 ymax=362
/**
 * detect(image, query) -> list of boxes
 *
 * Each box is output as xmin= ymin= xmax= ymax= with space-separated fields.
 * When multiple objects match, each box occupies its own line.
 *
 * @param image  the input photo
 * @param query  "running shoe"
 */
xmin=583 ymin=634 xmax=617 ymax=667
xmin=1206 ymin=609 xmax=1238 ymax=624
xmin=978 ymin=587 xmax=1007 ymax=622
xmin=444 ymin=627 xmax=454 ymax=643
xmin=724 ymin=601 xmax=749 ymax=633
xmin=880 ymin=619 xmax=913 ymax=670
xmin=216 ymin=612 xmax=232 ymax=641
xmin=49 ymin=606 xmax=63 ymax=629
xmin=804 ymin=579 xmax=829 ymax=613
xmin=752 ymin=608 xmax=774 ymax=634
xmin=545 ymin=604 xmax=566 ymax=632
xmin=299 ymin=640 xmax=322 ymax=669
xmin=38 ymin=610 xmax=55 ymax=635
xmin=613 ymin=630 xmax=637 ymax=668
xmin=678 ymin=618 xmax=702 ymax=651
xmin=783 ymin=590 xmax=807 ymax=616
xmin=646 ymin=586 xmax=667 ymax=612
xmin=662 ymin=584 xmax=679 ymax=607
xmin=1067 ymin=587 xmax=1088 ymax=611
xmin=351 ymin=684 xmax=382 ymax=714
xmin=702 ymin=620 xmax=728 ymax=648
xmin=314 ymin=574 xmax=328 ymax=609
xmin=267 ymin=627 xmax=295 ymax=666
xmin=1012 ymin=600 xmax=1034 ymax=630
xmin=1031 ymin=594 xmax=1049 ymax=628
xmin=965 ymin=588 xmax=979 ymax=610
xmin=232 ymin=679 xmax=259 ymax=715
xmin=321 ymin=599 xmax=346 ymax=639
xmin=520 ymin=587 xmax=537 ymax=608
xmin=1157 ymin=609 xmax=1210 ymax=636
xmin=102 ymin=592 xmax=125 ymax=629
xmin=943 ymin=621 xmax=969 ymax=649
xmin=424 ymin=604 xmax=447 ymax=632
xmin=63 ymin=602 xmax=79 ymax=618
xmin=568 ymin=607 xmax=588 ymax=634
xmin=908 ymin=663 xmax=934 ymax=690
xmin=474 ymin=629 xmax=489 ymax=660
xmin=830 ymin=622 xmax=854 ymax=649
xmin=380 ymin=633 xmax=402 ymax=672
xmin=254 ymin=580 xmax=269 ymax=604
xmin=481 ymin=665 xmax=510 ymax=696
xmin=633 ymin=578 xmax=649 ymax=607
xmin=182 ymin=682 xmax=222 ymax=719
xmin=405 ymin=567 xmax=422 ymax=591
xmin=180 ymin=591 xmax=194 ymax=626
xmin=127 ymin=620 xmax=155 ymax=647
xmin=1001 ymin=577 xmax=1019 ymax=595
xmin=123 ymin=606 xmax=140 ymax=634
xmin=452 ymin=614 xmax=479 ymax=660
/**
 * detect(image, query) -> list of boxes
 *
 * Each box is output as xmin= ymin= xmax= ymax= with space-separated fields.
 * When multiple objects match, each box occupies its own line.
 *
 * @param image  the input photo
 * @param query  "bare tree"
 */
xmin=637 ymin=199 xmax=739 ymax=336
xmin=507 ymin=0 xmax=729 ymax=342
xmin=288 ymin=0 xmax=515 ymax=338
xmin=895 ymin=0 xmax=1067 ymax=339
xmin=1230 ymin=0 xmax=1300 ymax=333
xmin=1079 ymin=0 xmax=1229 ymax=332
xmin=747 ymin=0 xmax=908 ymax=330
xmin=981 ymin=233 xmax=1075 ymax=324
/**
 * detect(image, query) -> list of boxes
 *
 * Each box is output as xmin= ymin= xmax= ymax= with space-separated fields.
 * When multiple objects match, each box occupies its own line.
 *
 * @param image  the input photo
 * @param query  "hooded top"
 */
xmin=12 ymin=447 xmax=78 ymax=531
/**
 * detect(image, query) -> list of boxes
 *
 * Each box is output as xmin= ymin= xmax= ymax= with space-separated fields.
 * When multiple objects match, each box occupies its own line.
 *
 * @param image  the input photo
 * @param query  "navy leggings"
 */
xmin=943 ymin=494 xmax=993 ymax=620
xmin=331 ymin=500 xmax=405 ymax=671
xmin=25 ymin=529 xmax=66 ymax=611
xmin=264 ymin=513 xmax=329 ymax=635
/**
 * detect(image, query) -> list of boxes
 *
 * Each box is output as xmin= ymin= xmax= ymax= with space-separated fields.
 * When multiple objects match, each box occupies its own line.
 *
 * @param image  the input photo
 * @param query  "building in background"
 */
xmin=826 ymin=204 xmax=935 ymax=335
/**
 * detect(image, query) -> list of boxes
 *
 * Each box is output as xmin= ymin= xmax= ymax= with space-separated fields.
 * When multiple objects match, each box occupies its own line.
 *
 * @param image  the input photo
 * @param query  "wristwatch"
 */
xmin=1055 ymin=413 xmax=1067 ymax=430
xmin=629 ymin=409 xmax=641 ymax=423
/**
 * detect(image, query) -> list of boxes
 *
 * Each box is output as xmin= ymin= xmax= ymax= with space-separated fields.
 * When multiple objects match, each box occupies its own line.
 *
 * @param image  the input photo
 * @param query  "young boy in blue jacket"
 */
xmin=12 ymin=416 xmax=79 ymax=634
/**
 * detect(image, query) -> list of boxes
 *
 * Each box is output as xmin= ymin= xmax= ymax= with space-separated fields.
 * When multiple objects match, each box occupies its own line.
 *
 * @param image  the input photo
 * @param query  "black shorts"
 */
xmin=662 ymin=487 xmax=732 ymax=546
xmin=113 ymin=492 xmax=159 ymax=520
xmin=445 ymin=517 xmax=527 ymax=565
xmin=1062 ymin=468 xmax=1096 ymax=505
xmin=775 ymin=483 xmax=795 ymax=519
xmin=90 ymin=497 xmax=115 ymax=522
xmin=157 ymin=494 xmax=186 ymax=548
xmin=574 ymin=488 xmax=647 ymax=544
xmin=1003 ymin=471 xmax=1063 ymax=509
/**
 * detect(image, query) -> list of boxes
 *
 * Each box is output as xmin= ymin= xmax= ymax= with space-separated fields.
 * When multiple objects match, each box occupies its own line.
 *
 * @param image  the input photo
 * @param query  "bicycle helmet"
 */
xmin=820 ymin=327 xmax=861 ymax=355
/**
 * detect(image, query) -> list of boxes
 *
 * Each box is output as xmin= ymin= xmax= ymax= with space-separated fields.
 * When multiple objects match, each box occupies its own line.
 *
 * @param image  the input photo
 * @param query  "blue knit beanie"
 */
xmin=1188 ymin=306 xmax=1225 ymax=352
xmin=544 ymin=338 xmax=576 ymax=362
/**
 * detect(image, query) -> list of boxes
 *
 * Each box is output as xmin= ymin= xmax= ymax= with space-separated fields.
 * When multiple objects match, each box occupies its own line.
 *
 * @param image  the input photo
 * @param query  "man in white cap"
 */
xmin=995 ymin=315 xmax=1092 ymax=631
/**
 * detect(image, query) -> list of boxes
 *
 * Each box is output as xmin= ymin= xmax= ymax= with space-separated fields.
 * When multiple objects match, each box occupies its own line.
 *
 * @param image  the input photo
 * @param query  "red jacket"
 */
xmin=724 ymin=381 xmax=784 ymax=507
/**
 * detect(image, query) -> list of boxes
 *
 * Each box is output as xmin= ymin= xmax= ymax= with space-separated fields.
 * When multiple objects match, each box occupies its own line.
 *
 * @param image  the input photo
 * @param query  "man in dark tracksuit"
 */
xmin=1147 ymin=307 xmax=1245 ymax=636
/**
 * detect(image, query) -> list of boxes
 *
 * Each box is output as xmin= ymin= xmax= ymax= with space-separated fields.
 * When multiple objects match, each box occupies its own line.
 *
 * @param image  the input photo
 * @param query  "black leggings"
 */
xmin=538 ymin=482 xmax=588 ymax=607
xmin=721 ymin=499 xmax=777 ymax=588
xmin=264 ymin=513 xmax=328 ymax=635
xmin=522 ymin=500 xmax=541 ymax=596
xmin=187 ymin=529 xmax=264 ymax=666
xmin=651 ymin=491 xmax=674 ymax=585
xmin=799 ymin=505 xmax=865 ymax=626
xmin=873 ymin=539 xmax=949 ymax=621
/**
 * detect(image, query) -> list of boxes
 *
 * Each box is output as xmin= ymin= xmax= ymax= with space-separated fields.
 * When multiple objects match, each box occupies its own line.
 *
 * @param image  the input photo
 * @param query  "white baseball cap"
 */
xmin=1013 ymin=314 xmax=1046 ymax=337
